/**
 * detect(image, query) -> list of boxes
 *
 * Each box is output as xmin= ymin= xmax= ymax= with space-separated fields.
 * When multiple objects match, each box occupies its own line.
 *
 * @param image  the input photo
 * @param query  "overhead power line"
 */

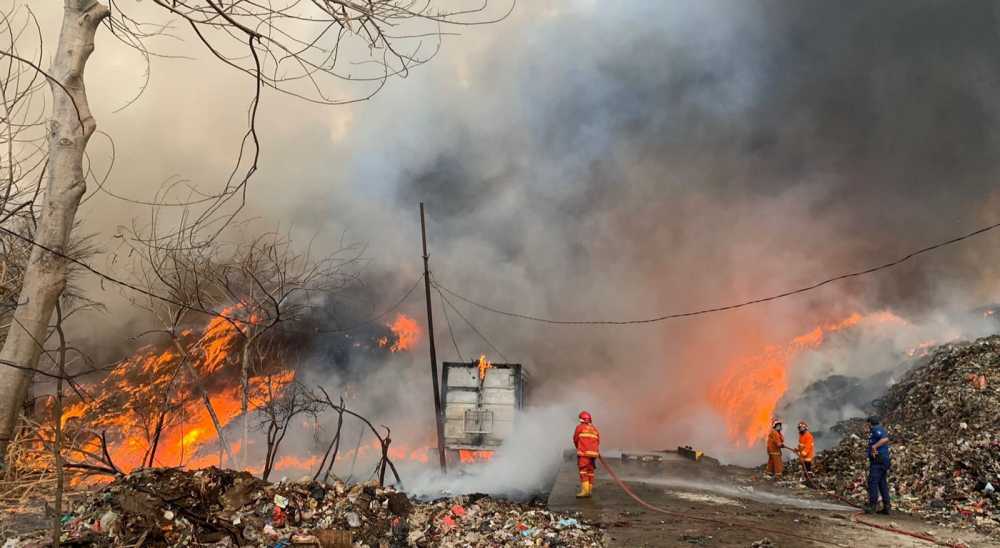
xmin=432 ymin=217 xmax=1000 ymax=326
xmin=434 ymin=280 xmax=509 ymax=361
xmin=435 ymin=285 xmax=465 ymax=362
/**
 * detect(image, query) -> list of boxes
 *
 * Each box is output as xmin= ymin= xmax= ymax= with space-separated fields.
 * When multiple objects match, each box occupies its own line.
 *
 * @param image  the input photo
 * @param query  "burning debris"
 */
xmin=808 ymin=335 xmax=1000 ymax=535
xmin=709 ymin=312 xmax=906 ymax=446
xmin=40 ymin=307 xmax=425 ymax=478
xmin=476 ymin=355 xmax=491 ymax=381
xmin=52 ymin=309 xmax=294 ymax=473
xmin=377 ymin=314 xmax=422 ymax=353
xmin=2 ymin=467 xmax=607 ymax=547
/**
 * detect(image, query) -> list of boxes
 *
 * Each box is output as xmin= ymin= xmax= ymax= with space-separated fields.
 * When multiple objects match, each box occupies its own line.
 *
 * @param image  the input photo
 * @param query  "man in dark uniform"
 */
xmin=865 ymin=415 xmax=891 ymax=514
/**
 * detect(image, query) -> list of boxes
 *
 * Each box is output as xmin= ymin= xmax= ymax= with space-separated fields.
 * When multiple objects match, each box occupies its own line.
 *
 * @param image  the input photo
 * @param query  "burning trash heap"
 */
xmin=815 ymin=335 xmax=1000 ymax=534
xmin=5 ymin=467 xmax=607 ymax=547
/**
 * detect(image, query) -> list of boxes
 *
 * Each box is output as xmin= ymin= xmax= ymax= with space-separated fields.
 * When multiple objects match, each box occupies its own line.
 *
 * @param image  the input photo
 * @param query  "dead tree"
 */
xmin=313 ymin=394 xmax=346 ymax=483
xmin=311 ymin=386 xmax=401 ymax=487
xmin=128 ymin=213 xmax=361 ymax=470
xmin=0 ymin=0 xmax=508 ymax=457
xmin=256 ymin=379 xmax=319 ymax=481
xmin=214 ymin=231 xmax=363 ymax=468
xmin=0 ymin=0 xmax=107 ymax=457
xmin=0 ymin=290 xmax=114 ymax=547
xmin=0 ymin=5 xmax=49 ymax=426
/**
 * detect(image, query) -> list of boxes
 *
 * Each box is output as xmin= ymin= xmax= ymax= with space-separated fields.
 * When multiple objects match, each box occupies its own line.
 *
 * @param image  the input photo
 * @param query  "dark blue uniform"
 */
xmin=867 ymin=425 xmax=891 ymax=508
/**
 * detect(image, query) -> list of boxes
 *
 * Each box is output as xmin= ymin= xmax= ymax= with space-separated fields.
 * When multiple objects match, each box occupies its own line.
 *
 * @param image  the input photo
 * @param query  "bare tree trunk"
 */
xmin=240 ymin=339 xmax=251 ymax=469
xmin=51 ymin=301 xmax=68 ymax=548
xmin=0 ymin=1 xmax=109 ymax=456
xmin=170 ymin=338 xmax=236 ymax=466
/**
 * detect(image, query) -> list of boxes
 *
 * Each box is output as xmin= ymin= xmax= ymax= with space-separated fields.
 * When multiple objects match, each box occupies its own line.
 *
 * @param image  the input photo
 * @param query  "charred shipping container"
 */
xmin=441 ymin=358 xmax=527 ymax=462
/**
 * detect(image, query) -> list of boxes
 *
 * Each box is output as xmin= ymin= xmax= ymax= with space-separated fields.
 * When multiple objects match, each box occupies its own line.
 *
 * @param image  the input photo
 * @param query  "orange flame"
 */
xmin=709 ymin=312 xmax=903 ymax=446
xmin=476 ymin=354 xmax=492 ymax=381
xmin=60 ymin=305 xmax=296 ymax=473
xmin=54 ymin=305 xmax=442 ymax=478
xmin=458 ymin=449 xmax=494 ymax=464
xmin=388 ymin=443 xmax=433 ymax=464
xmin=377 ymin=313 xmax=421 ymax=352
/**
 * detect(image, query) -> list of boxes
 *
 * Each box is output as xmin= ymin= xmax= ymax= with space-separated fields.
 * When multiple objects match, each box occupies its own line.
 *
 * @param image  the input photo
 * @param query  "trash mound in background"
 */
xmin=5 ymin=467 xmax=607 ymax=547
xmin=815 ymin=335 xmax=1000 ymax=535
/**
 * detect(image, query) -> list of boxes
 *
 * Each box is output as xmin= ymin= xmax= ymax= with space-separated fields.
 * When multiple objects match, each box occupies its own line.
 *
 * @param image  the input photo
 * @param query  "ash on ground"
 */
xmin=3 ymin=467 xmax=607 ymax=547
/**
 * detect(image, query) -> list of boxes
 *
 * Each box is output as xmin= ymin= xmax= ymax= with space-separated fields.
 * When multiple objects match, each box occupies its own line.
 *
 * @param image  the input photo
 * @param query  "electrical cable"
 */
xmin=436 ymin=285 xmax=465 ymax=362
xmin=434 ymin=218 xmax=1000 ymax=325
xmin=434 ymin=279 xmax=509 ymax=362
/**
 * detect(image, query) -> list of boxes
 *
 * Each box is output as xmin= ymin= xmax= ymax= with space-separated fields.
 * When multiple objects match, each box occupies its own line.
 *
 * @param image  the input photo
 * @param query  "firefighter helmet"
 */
xmin=798 ymin=421 xmax=809 ymax=430
xmin=772 ymin=419 xmax=782 ymax=428
xmin=579 ymin=411 xmax=593 ymax=423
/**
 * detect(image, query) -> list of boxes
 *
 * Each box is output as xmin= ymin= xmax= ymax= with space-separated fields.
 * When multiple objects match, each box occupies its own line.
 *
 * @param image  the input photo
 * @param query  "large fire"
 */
xmin=59 ymin=308 xmax=295 ymax=472
xmin=54 ymin=307 xmax=434 ymax=478
xmin=709 ymin=311 xmax=905 ymax=446
xmin=378 ymin=313 xmax=422 ymax=352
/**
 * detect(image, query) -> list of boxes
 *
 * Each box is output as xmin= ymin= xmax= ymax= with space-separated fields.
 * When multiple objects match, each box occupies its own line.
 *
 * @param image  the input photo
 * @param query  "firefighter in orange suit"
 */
xmin=573 ymin=411 xmax=600 ymax=498
xmin=797 ymin=421 xmax=816 ymax=477
xmin=766 ymin=419 xmax=785 ymax=479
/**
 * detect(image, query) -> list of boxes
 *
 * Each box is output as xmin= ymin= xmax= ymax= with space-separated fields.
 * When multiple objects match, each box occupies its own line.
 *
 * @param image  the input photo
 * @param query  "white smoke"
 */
xmin=777 ymin=308 xmax=998 ymax=449
xmin=401 ymin=404 xmax=578 ymax=498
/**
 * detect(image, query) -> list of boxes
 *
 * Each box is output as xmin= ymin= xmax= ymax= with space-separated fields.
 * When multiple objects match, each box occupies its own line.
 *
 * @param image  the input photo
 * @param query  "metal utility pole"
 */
xmin=421 ymin=203 xmax=448 ymax=473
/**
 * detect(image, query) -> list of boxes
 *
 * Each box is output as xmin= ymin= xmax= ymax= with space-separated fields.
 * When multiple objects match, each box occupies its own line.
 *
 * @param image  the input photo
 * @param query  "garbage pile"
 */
xmin=4 ymin=467 xmax=607 ymax=547
xmin=815 ymin=335 xmax=1000 ymax=534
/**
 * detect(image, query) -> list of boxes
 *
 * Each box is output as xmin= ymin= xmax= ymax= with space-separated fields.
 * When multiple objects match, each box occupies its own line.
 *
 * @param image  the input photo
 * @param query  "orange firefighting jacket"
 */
xmin=798 ymin=431 xmax=815 ymax=462
xmin=766 ymin=430 xmax=784 ymax=456
xmin=574 ymin=423 xmax=600 ymax=458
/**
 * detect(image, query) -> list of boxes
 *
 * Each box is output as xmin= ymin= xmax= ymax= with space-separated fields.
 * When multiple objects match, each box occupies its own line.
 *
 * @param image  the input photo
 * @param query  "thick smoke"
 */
xmin=25 ymin=0 xmax=1000 ymax=475
xmin=337 ymin=0 xmax=1000 ymax=463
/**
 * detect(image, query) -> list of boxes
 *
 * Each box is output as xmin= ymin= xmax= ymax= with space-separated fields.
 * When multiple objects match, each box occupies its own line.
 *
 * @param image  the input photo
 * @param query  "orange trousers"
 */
xmin=577 ymin=456 xmax=596 ymax=483
xmin=766 ymin=453 xmax=783 ymax=477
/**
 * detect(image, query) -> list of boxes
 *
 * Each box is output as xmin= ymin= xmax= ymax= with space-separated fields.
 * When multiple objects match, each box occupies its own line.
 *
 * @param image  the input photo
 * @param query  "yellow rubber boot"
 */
xmin=586 ymin=481 xmax=594 ymax=497
xmin=576 ymin=481 xmax=591 ymax=498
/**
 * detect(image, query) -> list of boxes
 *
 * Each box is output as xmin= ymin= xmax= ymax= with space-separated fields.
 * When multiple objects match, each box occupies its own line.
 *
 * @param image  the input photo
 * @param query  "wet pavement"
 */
xmin=547 ymin=452 xmax=996 ymax=547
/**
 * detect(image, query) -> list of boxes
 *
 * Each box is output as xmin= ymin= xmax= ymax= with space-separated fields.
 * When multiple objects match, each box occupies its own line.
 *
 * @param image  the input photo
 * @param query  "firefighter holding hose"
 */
xmin=574 ymin=411 xmax=600 ymax=498
xmin=797 ymin=421 xmax=815 ymax=478
xmin=766 ymin=419 xmax=785 ymax=479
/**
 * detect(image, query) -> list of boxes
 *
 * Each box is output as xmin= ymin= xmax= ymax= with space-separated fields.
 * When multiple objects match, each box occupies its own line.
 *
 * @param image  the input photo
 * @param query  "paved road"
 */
xmin=547 ymin=453 xmax=993 ymax=547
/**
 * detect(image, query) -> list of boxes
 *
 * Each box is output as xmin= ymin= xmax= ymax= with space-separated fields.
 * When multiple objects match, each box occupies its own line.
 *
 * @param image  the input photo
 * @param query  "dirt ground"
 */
xmin=547 ymin=453 xmax=997 ymax=548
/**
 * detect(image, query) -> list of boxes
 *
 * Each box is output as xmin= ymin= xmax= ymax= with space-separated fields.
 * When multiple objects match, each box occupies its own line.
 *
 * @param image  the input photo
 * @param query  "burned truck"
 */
xmin=442 ymin=356 xmax=527 ymax=463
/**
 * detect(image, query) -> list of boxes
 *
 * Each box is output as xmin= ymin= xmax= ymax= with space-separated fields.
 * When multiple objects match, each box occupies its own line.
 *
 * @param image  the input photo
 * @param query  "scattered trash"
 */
xmin=4 ymin=466 xmax=607 ymax=546
xmin=440 ymin=515 xmax=457 ymax=532
xmin=811 ymin=336 xmax=1000 ymax=537
xmin=272 ymin=505 xmax=287 ymax=528
xmin=273 ymin=493 xmax=289 ymax=509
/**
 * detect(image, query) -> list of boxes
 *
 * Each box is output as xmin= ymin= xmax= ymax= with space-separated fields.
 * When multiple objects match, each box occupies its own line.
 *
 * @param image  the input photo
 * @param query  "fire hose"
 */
xmin=597 ymin=454 xmax=840 ymax=547
xmin=597 ymin=454 xmax=964 ymax=548
xmin=784 ymin=447 xmax=963 ymax=548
